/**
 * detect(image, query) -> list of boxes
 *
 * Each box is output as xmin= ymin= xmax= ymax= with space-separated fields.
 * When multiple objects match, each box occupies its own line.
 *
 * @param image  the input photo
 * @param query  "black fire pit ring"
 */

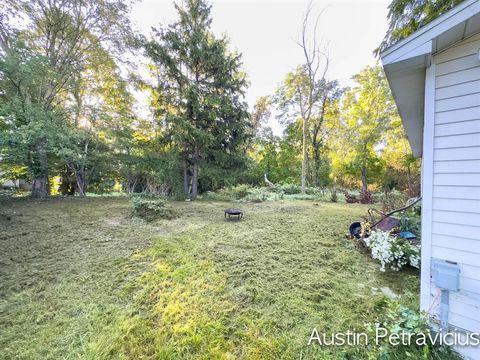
xmin=224 ymin=208 xmax=244 ymax=220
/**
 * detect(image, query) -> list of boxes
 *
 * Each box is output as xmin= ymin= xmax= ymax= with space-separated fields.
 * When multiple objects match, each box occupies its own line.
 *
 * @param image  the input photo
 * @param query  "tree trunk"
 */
xmin=31 ymin=142 xmax=50 ymax=198
xmin=76 ymin=166 xmax=87 ymax=197
xmin=406 ymin=160 xmax=413 ymax=195
xmin=31 ymin=175 xmax=50 ymax=198
xmin=60 ymin=167 xmax=76 ymax=196
xmin=301 ymin=118 xmax=308 ymax=194
xmin=183 ymin=157 xmax=190 ymax=196
xmin=313 ymin=146 xmax=320 ymax=188
xmin=191 ymin=146 xmax=199 ymax=200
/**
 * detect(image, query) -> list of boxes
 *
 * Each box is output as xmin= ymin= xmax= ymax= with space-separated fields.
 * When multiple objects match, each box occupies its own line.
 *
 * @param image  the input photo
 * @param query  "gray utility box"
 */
xmin=432 ymin=260 xmax=460 ymax=291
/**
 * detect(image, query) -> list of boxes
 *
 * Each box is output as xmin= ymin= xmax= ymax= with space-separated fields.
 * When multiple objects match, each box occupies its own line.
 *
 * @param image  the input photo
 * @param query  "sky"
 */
xmin=130 ymin=0 xmax=391 ymax=132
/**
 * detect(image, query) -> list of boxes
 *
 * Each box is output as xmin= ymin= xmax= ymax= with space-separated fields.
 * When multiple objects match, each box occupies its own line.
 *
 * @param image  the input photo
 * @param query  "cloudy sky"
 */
xmin=131 ymin=0 xmax=390 ymax=130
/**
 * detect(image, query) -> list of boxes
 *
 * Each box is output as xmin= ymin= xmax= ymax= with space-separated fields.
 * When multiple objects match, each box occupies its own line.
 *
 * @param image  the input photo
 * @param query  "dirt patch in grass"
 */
xmin=0 ymin=197 xmax=426 ymax=359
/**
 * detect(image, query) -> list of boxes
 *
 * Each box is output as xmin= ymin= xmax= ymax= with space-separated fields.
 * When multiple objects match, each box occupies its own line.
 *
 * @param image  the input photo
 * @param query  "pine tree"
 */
xmin=144 ymin=0 xmax=250 ymax=199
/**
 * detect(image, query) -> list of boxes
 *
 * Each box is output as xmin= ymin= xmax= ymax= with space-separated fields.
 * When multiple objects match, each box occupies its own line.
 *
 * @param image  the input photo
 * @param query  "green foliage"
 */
xmin=273 ymin=182 xmax=300 ymax=195
xmin=0 ymin=43 xmax=61 ymax=193
xmin=329 ymin=65 xmax=397 ymax=194
xmin=0 ymin=0 xmax=134 ymax=197
xmin=143 ymin=0 xmax=251 ymax=199
xmin=247 ymin=64 xmax=415 ymax=198
xmin=386 ymin=303 xmax=427 ymax=334
xmin=375 ymin=189 xmax=408 ymax=213
xmin=201 ymin=185 xmax=276 ymax=203
xmin=367 ymin=300 xmax=463 ymax=360
xmin=242 ymin=187 xmax=270 ymax=202
xmin=399 ymin=213 xmax=421 ymax=235
xmin=229 ymin=184 xmax=252 ymax=199
xmin=329 ymin=187 xmax=338 ymax=203
xmin=131 ymin=195 xmax=178 ymax=222
xmin=0 ymin=163 xmax=28 ymax=185
xmin=0 ymin=1 xmax=422 ymax=203
xmin=200 ymin=184 xmax=253 ymax=201
xmin=379 ymin=0 xmax=464 ymax=52
xmin=273 ymin=66 xmax=338 ymax=191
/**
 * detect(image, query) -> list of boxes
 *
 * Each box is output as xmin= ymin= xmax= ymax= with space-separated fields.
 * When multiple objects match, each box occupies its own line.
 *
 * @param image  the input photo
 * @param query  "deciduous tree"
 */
xmin=0 ymin=0 xmax=133 ymax=197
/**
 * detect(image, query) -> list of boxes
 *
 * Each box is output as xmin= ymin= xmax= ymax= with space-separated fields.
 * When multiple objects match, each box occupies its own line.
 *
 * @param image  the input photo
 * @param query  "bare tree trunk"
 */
xmin=31 ymin=142 xmax=50 ymax=198
xmin=301 ymin=118 xmax=308 ymax=194
xmin=297 ymin=3 xmax=329 ymax=194
xmin=191 ymin=146 xmax=199 ymax=200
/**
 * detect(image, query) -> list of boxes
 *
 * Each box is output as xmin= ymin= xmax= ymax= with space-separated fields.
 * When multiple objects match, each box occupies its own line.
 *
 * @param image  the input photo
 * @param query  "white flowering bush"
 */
xmin=364 ymin=230 xmax=420 ymax=272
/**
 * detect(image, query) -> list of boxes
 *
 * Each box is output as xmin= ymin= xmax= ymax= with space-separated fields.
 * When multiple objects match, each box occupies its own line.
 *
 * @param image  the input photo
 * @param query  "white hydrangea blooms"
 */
xmin=364 ymin=230 xmax=420 ymax=272
xmin=408 ymin=251 xmax=421 ymax=269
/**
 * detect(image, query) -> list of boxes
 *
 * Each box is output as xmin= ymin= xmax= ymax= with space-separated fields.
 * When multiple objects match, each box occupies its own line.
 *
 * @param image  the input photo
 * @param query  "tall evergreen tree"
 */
xmin=144 ymin=0 xmax=250 ymax=199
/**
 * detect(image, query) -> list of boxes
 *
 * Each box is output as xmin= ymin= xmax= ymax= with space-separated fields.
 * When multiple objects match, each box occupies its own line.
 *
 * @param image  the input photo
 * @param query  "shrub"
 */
xmin=244 ymin=187 xmax=269 ymax=203
xmin=277 ymin=183 xmax=300 ymax=195
xmin=329 ymin=187 xmax=338 ymax=203
xmin=377 ymin=189 xmax=407 ymax=213
xmin=230 ymin=184 xmax=252 ymax=199
xmin=365 ymin=300 xmax=462 ymax=360
xmin=399 ymin=214 xmax=421 ymax=235
xmin=200 ymin=190 xmax=233 ymax=201
xmin=283 ymin=193 xmax=316 ymax=201
xmin=342 ymin=190 xmax=359 ymax=203
xmin=364 ymin=230 xmax=420 ymax=271
xmin=201 ymin=184 xmax=257 ymax=201
xmin=131 ymin=195 xmax=178 ymax=222
xmin=359 ymin=189 xmax=373 ymax=204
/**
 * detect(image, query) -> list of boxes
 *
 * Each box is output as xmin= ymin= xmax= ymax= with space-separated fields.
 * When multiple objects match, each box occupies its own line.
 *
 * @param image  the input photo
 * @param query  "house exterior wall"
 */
xmin=422 ymin=32 xmax=480 ymax=359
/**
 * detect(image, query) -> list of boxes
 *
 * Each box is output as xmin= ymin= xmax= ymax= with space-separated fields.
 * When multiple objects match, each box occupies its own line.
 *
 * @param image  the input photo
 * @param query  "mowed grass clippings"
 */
xmin=0 ymin=197 xmax=420 ymax=359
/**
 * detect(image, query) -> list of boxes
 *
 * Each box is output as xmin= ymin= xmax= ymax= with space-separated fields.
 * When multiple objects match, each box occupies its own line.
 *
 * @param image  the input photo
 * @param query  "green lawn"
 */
xmin=0 ymin=197 xmax=421 ymax=359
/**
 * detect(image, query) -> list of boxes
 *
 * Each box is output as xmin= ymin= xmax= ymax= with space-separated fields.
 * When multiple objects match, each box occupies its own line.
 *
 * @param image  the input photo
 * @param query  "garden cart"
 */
xmin=349 ymin=197 xmax=422 ymax=239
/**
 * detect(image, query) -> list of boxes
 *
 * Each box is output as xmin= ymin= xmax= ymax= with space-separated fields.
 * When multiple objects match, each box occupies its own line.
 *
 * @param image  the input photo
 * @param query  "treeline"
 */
xmin=0 ymin=0 xmax=420 ymax=200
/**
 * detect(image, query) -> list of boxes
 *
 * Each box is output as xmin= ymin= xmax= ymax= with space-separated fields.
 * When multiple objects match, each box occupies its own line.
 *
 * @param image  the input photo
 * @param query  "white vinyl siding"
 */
xmin=428 ymin=34 xmax=480 ymax=335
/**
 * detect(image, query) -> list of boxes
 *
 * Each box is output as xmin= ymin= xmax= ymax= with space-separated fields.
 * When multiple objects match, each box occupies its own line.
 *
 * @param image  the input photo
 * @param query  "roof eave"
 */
xmin=380 ymin=0 xmax=480 ymax=61
xmin=381 ymin=0 xmax=480 ymax=158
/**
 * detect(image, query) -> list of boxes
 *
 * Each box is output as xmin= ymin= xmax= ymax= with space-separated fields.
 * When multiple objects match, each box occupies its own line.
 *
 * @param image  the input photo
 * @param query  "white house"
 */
xmin=381 ymin=1 xmax=480 ymax=358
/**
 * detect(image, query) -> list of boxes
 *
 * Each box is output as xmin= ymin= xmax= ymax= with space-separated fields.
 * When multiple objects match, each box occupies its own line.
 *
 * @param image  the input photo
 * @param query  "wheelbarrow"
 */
xmin=349 ymin=197 xmax=422 ymax=239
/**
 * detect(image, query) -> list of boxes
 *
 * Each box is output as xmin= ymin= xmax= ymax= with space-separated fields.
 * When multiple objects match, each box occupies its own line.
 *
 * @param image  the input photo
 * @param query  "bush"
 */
xmin=200 ymin=184 xmax=256 ymax=201
xmin=243 ymin=187 xmax=270 ymax=202
xmin=364 ymin=230 xmax=420 ymax=271
xmin=283 ymin=193 xmax=316 ymax=201
xmin=275 ymin=183 xmax=300 ymax=195
xmin=201 ymin=184 xmax=336 ymax=203
xmin=399 ymin=213 xmax=421 ymax=235
xmin=229 ymin=184 xmax=252 ymax=199
xmin=342 ymin=190 xmax=359 ymax=203
xmin=329 ymin=187 xmax=338 ymax=203
xmin=200 ymin=190 xmax=233 ymax=201
xmin=131 ymin=195 xmax=178 ymax=222
xmin=359 ymin=189 xmax=373 ymax=204
xmin=365 ymin=300 xmax=462 ymax=360
xmin=376 ymin=189 xmax=407 ymax=213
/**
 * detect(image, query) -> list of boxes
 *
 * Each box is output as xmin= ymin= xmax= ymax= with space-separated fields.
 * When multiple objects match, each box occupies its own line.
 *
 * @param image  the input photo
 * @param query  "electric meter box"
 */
xmin=432 ymin=260 xmax=460 ymax=291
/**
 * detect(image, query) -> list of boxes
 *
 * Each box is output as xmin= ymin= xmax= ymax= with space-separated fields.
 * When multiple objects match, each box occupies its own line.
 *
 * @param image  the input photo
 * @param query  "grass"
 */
xmin=0 ymin=197 xmax=456 ymax=359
